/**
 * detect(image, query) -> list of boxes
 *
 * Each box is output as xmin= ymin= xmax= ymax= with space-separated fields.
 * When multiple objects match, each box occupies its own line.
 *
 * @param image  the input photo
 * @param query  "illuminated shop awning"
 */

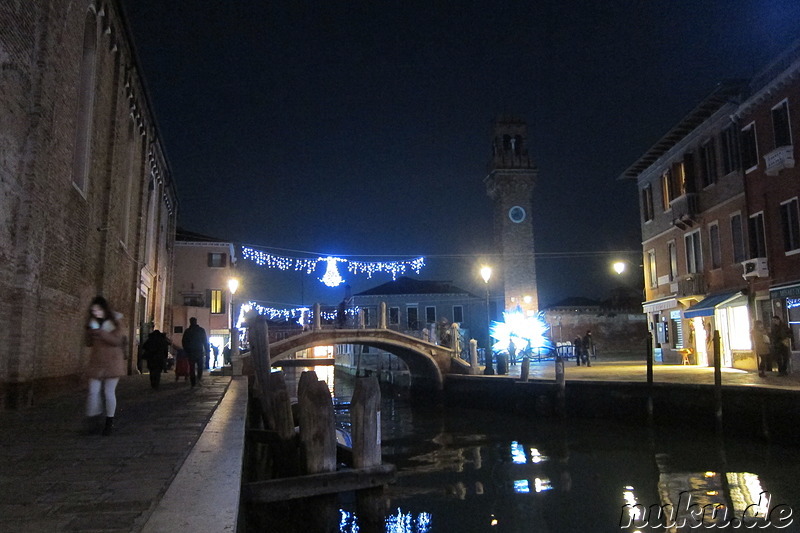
xmin=684 ymin=291 xmax=746 ymax=319
xmin=642 ymin=297 xmax=677 ymax=313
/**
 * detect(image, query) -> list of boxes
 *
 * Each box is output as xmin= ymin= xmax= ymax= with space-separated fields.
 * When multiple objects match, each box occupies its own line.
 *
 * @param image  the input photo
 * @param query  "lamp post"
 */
xmin=480 ymin=265 xmax=494 ymax=375
xmin=228 ymin=278 xmax=241 ymax=375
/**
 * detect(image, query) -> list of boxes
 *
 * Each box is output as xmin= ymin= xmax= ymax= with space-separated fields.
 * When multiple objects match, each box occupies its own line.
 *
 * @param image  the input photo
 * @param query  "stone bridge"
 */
xmin=269 ymin=328 xmax=472 ymax=391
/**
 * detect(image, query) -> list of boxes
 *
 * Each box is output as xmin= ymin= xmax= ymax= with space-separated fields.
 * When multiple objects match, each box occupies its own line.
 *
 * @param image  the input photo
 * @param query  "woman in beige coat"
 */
xmin=85 ymin=296 xmax=125 ymax=435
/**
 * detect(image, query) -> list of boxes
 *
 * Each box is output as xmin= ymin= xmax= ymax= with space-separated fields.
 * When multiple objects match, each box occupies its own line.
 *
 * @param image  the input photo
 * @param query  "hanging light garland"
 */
xmin=243 ymin=301 xmax=361 ymax=325
xmin=241 ymin=246 xmax=425 ymax=287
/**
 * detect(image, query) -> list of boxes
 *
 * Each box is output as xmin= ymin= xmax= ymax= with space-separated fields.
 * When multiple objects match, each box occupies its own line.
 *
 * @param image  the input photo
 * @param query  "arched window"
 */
xmin=72 ymin=10 xmax=98 ymax=192
xmin=514 ymin=135 xmax=523 ymax=155
xmin=122 ymin=117 xmax=136 ymax=245
xmin=503 ymin=135 xmax=511 ymax=151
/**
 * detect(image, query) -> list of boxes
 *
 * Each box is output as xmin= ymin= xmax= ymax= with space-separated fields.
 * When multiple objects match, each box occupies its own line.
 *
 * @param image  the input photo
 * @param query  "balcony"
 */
xmin=764 ymin=145 xmax=795 ymax=176
xmin=674 ymin=273 xmax=706 ymax=298
xmin=670 ymin=193 xmax=699 ymax=230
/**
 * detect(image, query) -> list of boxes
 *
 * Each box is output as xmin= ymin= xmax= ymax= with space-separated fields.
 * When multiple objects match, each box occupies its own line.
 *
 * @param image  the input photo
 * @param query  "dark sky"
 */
xmin=120 ymin=0 xmax=800 ymax=309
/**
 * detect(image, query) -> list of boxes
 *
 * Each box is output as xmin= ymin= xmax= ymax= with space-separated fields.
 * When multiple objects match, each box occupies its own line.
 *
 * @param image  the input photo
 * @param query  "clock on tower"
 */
xmin=484 ymin=116 xmax=539 ymax=315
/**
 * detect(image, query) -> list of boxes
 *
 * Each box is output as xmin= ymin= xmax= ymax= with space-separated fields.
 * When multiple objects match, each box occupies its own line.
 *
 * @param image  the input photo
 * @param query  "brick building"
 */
xmin=622 ymin=40 xmax=800 ymax=369
xmin=0 ymin=0 xmax=178 ymax=406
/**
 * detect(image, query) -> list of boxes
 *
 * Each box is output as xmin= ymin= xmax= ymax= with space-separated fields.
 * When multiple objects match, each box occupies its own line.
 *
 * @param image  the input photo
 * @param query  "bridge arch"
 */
xmin=268 ymin=329 xmax=470 ymax=391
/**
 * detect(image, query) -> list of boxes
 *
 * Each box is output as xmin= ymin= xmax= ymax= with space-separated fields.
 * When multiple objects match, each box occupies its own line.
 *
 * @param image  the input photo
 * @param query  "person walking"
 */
xmin=770 ymin=315 xmax=792 ymax=376
xmin=84 ymin=296 xmax=126 ymax=436
xmin=752 ymin=320 xmax=772 ymax=377
xmin=582 ymin=330 xmax=594 ymax=367
xmin=142 ymin=329 xmax=170 ymax=389
xmin=182 ymin=317 xmax=209 ymax=387
xmin=573 ymin=335 xmax=583 ymax=366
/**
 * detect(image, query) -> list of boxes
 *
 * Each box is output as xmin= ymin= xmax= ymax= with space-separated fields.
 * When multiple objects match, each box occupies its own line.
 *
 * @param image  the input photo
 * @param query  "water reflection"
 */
xmin=247 ymin=374 xmax=800 ymax=532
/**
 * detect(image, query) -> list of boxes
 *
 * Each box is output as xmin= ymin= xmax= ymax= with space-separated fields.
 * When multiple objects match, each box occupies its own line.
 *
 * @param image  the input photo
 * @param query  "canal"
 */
xmin=245 ymin=372 xmax=800 ymax=532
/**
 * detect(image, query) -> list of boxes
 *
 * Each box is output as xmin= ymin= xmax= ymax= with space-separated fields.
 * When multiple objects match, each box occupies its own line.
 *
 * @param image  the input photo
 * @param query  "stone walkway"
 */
xmin=0 ymin=374 xmax=231 ymax=533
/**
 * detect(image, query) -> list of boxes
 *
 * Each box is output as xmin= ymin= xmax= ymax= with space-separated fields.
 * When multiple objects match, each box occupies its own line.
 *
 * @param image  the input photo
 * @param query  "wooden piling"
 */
xmin=297 ymin=378 xmax=337 ymax=474
xmin=351 ymin=376 xmax=381 ymax=469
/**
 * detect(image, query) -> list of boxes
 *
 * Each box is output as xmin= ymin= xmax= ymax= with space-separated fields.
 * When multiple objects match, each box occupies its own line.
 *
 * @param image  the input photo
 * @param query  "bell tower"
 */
xmin=484 ymin=116 xmax=539 ymax=315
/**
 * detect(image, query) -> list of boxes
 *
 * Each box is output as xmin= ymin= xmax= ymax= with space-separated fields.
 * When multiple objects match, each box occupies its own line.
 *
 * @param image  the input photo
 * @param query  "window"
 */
xmin=709 ymin=223 xmax=721 ymax=269
xmin=748 ymin=212 xmax=767 ymax=258
xmin=720 ymin=124 xmax=740 ymax=175
xmin=207 ymin=253 xmax=227 ymax=268
xmin=731 ymin=213 xmax=746 ymax=264
xmin=642 ymin=184 xmax=654 ymax=222
xmin=453 ymin=305 xmax=464 ymax=324
xmin=685 ymin=230 xmax=702 ymax=274
xmin=210 ymin=289 xmax=224 ymax=314
xmin=647 ymin=249 xmax=657 ymax=288
xmin=425 ymin=306 xmax=436 ymax=324
xmin=699 ymin=139 xmax=717 ymax=187
xmin=671 ymin=162 xmax=686 ymax=198
xmin=363 ymin=307 xmax=371 ymax=326
xmin=661 ymin=171 xmax=672 ymax=210
xmin=741 ymin=123 xmax=758 ymax=171
xmin=389 ymin=307 xmax=400 ymax=325
xmin=780 ymin=198 xmax=800 ymax=252
xmin=668 ymin=240 xmax=678 ymax=281
xmin=407 ymin=307 xmax=419 ymax=329
xmin=72 ymin=11 xmax=98 ymax=192
xmin=772 ymin=100 xmax=792 ymax=148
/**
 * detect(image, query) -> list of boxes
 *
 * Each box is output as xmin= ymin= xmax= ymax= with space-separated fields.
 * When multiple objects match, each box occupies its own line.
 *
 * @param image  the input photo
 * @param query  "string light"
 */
xmin=241 ymin=246 xmax=425 ymax=287
xmin=244 ymin=301 xmax=361 ymax=324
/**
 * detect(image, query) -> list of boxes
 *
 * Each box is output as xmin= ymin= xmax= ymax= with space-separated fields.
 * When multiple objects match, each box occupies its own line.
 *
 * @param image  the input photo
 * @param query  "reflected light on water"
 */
xmin=339 ymin=509 xmax=433 ymax=533
xmin=514 ymin=479 xmax=530 ymax=493
xmin=510 ymin=441 xmax=526 ymax=464
xmin=534 ymin=477 xmax=552 ymax=492
xmin=623 ymin=486 xmax=642 ymax=521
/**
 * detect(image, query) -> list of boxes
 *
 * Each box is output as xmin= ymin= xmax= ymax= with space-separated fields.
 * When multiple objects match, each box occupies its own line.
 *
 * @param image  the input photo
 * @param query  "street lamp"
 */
xmin=480 ymin=265 xmax=494 ymax=374
xmin=228 ymin=278 xmax=241 ymax=375
xmin=612 ymin=261 xmax=626 ymax=275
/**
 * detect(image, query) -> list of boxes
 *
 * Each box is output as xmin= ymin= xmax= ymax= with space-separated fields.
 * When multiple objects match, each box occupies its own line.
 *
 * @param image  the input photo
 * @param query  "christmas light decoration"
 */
xmin=243 ymin=301 xmax=361 ymax=325
xmin=241 ymin=246 xmax=425 ymax=287
xmin=489 ymin=308 xmax=552 ymax=354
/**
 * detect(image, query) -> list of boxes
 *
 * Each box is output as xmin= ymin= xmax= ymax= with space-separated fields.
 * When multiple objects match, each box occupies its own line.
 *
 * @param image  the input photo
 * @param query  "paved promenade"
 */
xmin=0 ymin=374 xmax=234 ymax=533
xmin=1 ymin=357 xmax=798 ymax=532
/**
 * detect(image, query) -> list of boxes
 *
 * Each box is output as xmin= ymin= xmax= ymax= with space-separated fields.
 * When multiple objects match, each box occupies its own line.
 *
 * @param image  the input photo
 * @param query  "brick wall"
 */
xmin=0 ymin=0 xmax=177 ymax=407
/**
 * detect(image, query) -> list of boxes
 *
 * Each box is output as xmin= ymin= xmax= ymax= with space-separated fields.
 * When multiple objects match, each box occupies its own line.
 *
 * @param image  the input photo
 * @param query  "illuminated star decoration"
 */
xmin=241 ymin=246 xmax=425 ymax=288
xmin=489 ymin=308 xmax=553 ymax=354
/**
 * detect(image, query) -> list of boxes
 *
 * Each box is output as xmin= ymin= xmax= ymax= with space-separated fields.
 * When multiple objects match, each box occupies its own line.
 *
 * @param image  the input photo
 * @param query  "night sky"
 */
xmin=120 ymin=0 xmax=800 ymax=309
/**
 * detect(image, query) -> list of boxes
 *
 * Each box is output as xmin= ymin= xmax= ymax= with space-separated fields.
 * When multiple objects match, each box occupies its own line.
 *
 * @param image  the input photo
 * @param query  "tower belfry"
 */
xmin=484 ymin=116 xmax=539 ymax=315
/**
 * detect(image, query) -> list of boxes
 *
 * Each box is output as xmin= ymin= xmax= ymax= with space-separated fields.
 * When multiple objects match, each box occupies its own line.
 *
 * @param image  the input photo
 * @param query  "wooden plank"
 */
xmin=272 ymin=358 xmax=335 ymax=367
xmin=243 ymin=464 xmax=396 ymax=503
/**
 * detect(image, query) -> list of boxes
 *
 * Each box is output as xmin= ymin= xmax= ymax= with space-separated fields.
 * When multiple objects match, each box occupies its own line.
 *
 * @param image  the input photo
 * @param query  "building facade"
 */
xmin=623 ymin=40 xmax=800 ymax=369
xmin=171 ymin=231 xmax=238 ymax=359
xmin=0 ymin=0 xmax=178 ymax=407
xmin=485 ymin=116 xmax=539 ymax=315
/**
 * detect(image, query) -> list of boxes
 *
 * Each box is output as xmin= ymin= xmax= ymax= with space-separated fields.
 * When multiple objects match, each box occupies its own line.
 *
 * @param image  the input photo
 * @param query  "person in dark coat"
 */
xmin=770 ymin=315 xmax=792 ymax=376
xmin=142 ymin=329 xmax=170 ymax=390
xmin=181 ymin=317 xmax=209 ymax=387
xmin=574 ymin=335 xmax=583 ymax=366
xmin=582 ymin=331 xmax=594 ymax=367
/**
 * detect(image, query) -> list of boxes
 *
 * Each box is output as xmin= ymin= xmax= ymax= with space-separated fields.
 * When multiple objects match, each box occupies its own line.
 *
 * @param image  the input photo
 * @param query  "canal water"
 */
xmin=246 ymin=372 xmax=800 ymax=532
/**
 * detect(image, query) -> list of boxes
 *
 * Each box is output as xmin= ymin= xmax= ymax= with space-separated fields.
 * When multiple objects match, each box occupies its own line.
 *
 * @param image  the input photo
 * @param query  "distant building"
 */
xmin=0 ymin=0 xmax=177 ymax=407
xmin=541 ymin=296 xmax=648 ymax=357
xmin=622 ymin=40 xmax=800 ymax=369
xmin=172 ymin=229 xmax=238 ymax=360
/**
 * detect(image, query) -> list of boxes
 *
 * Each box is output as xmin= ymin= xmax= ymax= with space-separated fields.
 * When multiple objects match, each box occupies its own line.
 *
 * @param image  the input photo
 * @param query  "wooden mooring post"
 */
xmin=243 ymin=351 xmax=395 ymax=505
